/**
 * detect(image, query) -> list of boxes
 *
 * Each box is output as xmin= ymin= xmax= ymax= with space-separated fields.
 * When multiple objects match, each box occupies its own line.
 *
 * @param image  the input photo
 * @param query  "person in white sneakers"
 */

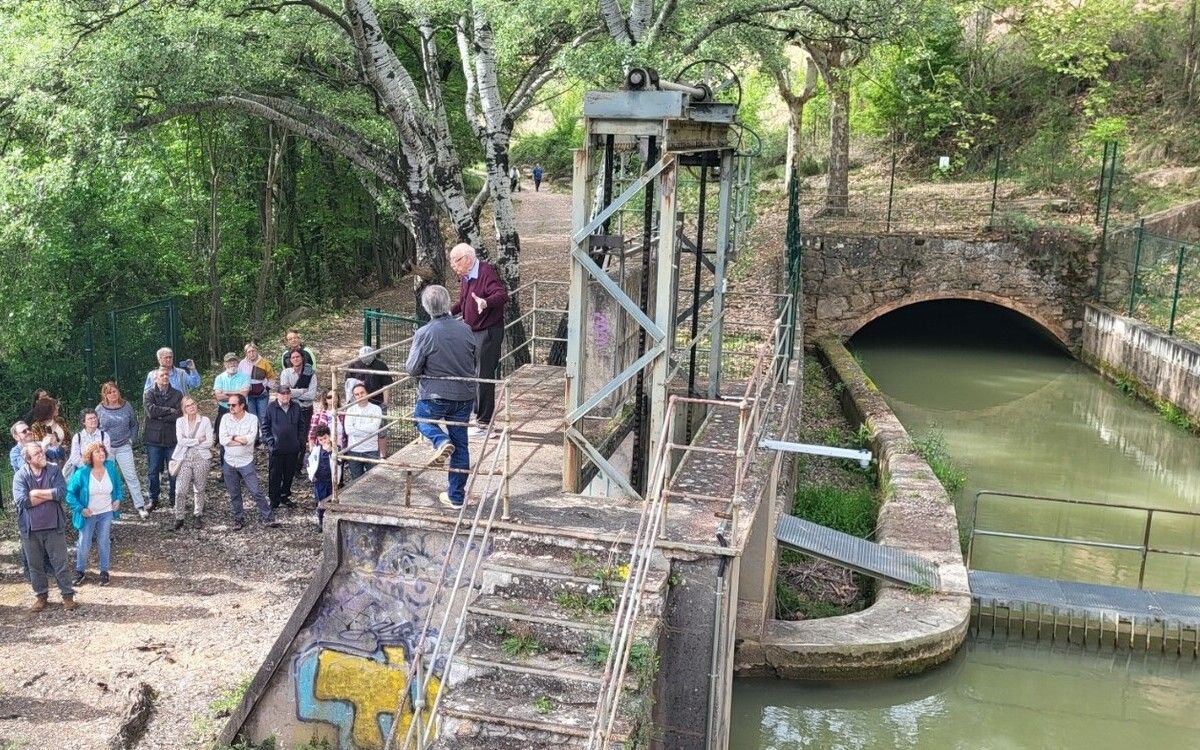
xmin=218 ymin=394 xmax=276 ymax=530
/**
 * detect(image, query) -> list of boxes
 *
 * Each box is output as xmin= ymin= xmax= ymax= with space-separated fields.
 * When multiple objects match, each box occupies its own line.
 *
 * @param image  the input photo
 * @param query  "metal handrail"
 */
xmin=968 ymin=490 xmax=1200 ymax=589
xmin=385 ymin=422 xmax=511 ymax=750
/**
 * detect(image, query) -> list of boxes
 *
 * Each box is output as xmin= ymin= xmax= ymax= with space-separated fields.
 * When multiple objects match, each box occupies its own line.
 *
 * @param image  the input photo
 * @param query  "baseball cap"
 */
xmin=277 ymin=385 xmax=292 ymax=394
xmin=358 ymin=345 xmax=374 ymax=357
xmin=223 ymin=352 xmax=240 ymax=362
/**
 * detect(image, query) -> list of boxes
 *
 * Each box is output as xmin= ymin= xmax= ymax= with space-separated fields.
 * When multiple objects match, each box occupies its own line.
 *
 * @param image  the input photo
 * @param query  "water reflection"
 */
xmin=850 ymin=300 xmax=1200 ymax=588
xmin=732 ymin=641 xmax=1200 ymax=750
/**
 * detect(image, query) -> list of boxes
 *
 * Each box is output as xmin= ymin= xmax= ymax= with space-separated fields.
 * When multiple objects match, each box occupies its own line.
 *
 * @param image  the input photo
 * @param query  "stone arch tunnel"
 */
xmin=802 ymin=232 xmax=1098 ymax=348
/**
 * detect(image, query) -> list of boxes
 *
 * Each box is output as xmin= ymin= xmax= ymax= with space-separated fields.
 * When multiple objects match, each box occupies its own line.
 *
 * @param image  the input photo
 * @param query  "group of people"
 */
xmin=8 ymin=242 xmax=509 ymax=612
xmin=508 ymin=163 xmax=545 ymax=193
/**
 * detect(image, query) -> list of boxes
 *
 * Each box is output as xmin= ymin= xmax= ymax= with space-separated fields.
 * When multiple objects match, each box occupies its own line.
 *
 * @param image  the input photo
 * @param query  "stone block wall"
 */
xmin=803 ymin=230 xmax=1097 ymax=346
xmin=1081 ymin=303 xmax=1200 ymax=425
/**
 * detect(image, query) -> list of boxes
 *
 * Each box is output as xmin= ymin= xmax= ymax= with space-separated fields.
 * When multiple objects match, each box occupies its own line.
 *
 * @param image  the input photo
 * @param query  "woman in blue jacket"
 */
xmin=66 ymin=441 xmax=124 ymax=586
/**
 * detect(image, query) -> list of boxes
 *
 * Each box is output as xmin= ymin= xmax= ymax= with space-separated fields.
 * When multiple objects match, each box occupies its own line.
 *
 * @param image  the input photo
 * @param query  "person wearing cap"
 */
xmin=448 ymin=242 xmax=508 ymax=437
xmin=213 ymin=353 xmax=251 ymax=466
xmin=261 ymin=385 xmax=305 ymax=510
xmin=406 ymin=284 xmax=477 ymax=509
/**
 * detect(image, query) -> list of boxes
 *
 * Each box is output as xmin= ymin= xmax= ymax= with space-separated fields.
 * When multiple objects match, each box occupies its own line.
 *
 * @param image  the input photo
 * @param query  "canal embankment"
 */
xmin=1081 ymin=302 xmax=1200 ymax=429
xmin=735 ymin=337 xmax=970 ymax=679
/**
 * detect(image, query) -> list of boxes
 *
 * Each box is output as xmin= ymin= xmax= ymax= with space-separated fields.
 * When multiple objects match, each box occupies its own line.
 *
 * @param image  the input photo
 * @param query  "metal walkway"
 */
xmin=970 ymin=570 xmax=1200 ymax=625
xmin=776 ymin=513 xmax=943 ymax=590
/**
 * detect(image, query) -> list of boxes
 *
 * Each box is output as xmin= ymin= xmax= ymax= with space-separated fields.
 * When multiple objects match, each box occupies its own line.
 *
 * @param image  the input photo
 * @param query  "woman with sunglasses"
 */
xmin=307 ymin=388 xmax=346 ymax=451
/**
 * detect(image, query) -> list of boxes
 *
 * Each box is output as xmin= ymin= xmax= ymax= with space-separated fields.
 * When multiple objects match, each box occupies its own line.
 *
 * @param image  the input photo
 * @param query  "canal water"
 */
xmin=730 ymin=300 xmax=1200 ymax=749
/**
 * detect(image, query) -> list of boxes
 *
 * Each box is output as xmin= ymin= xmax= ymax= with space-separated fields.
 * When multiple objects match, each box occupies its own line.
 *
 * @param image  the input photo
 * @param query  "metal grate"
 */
xmin=970 ymin=570 xmax=1200 ymax=624
xmin=776 ymin=513 xmax=943 ymax=590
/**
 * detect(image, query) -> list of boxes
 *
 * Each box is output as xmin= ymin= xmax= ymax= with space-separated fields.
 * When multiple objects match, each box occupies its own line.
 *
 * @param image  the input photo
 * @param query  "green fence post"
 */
xmin=1169 ymin=244 xmax=1186 ymax=336
xmin=1128 ymin=218 xmax=1145 ymax=316
xmin=362 ymin=309 xmax=372 ymax=346
xmin=109 ymin=309 xmax=119 ymax=384
xmin=1095 ymin=141 xmax=1111 ymax=224
xmin=988 ymin=145 xmax=1002 ymax=230
xmin=1094 ymin=142 xmax=1118 ymax=301
xmin=83 ymin=318 xmax=95 ymax=395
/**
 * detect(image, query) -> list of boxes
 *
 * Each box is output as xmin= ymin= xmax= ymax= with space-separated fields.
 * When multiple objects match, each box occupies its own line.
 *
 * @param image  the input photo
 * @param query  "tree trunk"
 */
xmin=773 ymin=54 xmax=817 ymax=190
xmin=252 ymin=125 xmax=285 ymax=338
xmin=205 ymin=146 xmax=224 ymax=362
xmin=825 ymin=61 xmax=851 ymax=215
xmin=1187 ymin=0 xmax=1198 ymax=106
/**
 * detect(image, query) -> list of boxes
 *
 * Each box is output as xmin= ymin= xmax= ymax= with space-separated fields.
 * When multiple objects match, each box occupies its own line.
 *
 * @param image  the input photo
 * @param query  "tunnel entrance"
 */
xmin=849 ymin=299 xmax=1068 ymax=356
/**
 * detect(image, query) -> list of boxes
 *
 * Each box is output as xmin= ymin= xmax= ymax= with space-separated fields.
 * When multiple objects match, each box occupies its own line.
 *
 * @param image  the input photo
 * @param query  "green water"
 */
xmin=730 ymin=301 xmax=1200 ymax=749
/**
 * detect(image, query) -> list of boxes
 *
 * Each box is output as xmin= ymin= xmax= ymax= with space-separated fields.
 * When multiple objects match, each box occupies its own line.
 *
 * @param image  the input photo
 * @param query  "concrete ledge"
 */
xmin=1080 ymin=303 xmax=1200 ymax=427
xmin=735 ymin=336 xmax=970 ymax=680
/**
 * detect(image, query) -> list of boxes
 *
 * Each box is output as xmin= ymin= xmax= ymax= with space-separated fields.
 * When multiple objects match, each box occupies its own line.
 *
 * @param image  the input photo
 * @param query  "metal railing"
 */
xmin=968 ymin=490 xmax=1200 ymax=590
xmin=587 ymin=293 xmax=797 ymax=748
xmin=1098 ymin=221 xmax=1200 ymax=341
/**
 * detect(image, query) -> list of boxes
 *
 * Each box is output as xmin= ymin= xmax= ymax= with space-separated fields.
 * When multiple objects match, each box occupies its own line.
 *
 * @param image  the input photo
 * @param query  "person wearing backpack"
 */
xmin=65 ymin=408 xmax=111 ymax=480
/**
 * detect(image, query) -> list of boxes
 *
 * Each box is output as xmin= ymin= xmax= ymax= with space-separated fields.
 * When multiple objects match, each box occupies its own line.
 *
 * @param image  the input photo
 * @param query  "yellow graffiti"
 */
xmin=313 ymin=645 xmax=440 ymax=749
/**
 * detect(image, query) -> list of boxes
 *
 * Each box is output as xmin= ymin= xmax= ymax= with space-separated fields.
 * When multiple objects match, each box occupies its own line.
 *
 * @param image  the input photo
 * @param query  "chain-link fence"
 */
xmin=1 ymin=298 xmax=184 ymax=436
xmin=1099 ymin=223 xmax=1200 ymax=341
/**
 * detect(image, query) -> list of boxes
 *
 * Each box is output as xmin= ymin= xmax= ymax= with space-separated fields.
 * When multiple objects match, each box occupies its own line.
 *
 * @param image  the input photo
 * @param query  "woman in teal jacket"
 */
xmin=66 ymin=441 xmax=124 ymax=586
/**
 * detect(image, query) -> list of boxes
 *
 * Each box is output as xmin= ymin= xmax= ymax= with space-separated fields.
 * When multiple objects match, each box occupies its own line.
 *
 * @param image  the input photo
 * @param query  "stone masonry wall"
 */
xmin=1081 ymin=303 xmax=1200 ymax=425
xmin=803 ymin=230 xmax=1097 ymax=346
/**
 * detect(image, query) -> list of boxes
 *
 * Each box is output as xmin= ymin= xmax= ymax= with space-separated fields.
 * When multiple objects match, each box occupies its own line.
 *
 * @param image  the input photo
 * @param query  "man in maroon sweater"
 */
xmin=449 ymin=243 xmax=509 ymax=434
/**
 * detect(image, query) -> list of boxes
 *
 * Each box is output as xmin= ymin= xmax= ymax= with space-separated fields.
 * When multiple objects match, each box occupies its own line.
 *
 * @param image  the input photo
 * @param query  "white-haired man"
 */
xmin=142 ymin=346 xmax=201 ymax=395
xmin=448 ymin=243 xmax=509 ymax=437
xmin=406 ymin=284 xmax=477 ymax=508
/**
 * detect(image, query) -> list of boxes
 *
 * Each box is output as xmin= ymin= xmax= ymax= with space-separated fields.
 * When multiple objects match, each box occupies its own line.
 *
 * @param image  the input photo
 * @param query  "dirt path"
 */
xmin=0 ymin=188 xmax=575 ymax=750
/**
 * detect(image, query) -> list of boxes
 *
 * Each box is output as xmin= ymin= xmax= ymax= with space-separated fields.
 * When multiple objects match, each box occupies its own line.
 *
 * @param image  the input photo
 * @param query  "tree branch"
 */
xmin=227 ymin=0 xmax=353 ymax=37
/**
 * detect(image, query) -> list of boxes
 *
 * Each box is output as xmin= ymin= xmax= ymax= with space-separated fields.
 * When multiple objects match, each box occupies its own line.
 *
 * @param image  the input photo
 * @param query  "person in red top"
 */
xmin=449 ymin=243 xmax=509 ymax=435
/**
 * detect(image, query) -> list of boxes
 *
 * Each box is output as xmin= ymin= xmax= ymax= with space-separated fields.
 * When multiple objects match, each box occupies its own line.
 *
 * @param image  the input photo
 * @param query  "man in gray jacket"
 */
xmin=405 ymin=284 xmax=477 ymax=508
xmin=13 ymin=443 xmax=75 ymax=611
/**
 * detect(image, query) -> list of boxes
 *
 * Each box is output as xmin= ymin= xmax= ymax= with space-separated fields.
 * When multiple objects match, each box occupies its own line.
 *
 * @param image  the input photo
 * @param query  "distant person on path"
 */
xmin=306 ymin=424 xmax=339 ymax=531
xmin=141 ymin=347 xmax=200 ymax=396
xmin=172 ymin=396 xmax=213 ymax=531
xmin=280 ymin=347 xmax=317 ymax=471
xmin=532 ymin=163 xmax=544 ymax=191
xmin=262 ymin=385 xmax=305 ymax=510
xmin=13 ymin=443 xmax=75 ymax=611
xmin=308 ymin=388 xmax=346 ymax=451
xmin=65 ymin=408 xmax=111 ymax=480
xmin=449 ymin=242 xmax=509 ymax=436
xmin=406 ymin=284 xmax=477 ymax=509
xmin=29 ymin=397 xmax=70 ymax=465
xmin=97 ymin=381 xmax=149 ymax=518
xmin=509 ymin=165 xmax=521 ymax=192
xmin=280 ymin=329 xmax=316 ymax=371
xmin=239 ymin=341 xmax=277 ymax=423
xmin=343 ymin=382 xmax=383 ymax=481
xmin=66 ymin=441 xmax=124 ymax=587
xmin=213 ymin=352 xmax=251 ymax=466
xmin=219 ymin=394 xmax=276 ymax=530
xmin=144 ymin=367 xmax=183 ymax=512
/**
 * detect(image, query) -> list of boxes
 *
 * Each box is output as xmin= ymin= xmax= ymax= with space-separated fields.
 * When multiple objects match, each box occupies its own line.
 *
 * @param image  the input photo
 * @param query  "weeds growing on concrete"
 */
xmin=1157 ymin=400 xmax=1194 ymax=430
xmin=533 ymin=695 xmax=554 ymax=714
xmin=913 ymin=430 xmax=966 ymax=493
xmin=500 ymin=625 xmax=541 ymax=658
xmin=1114 ymin=374 xmax=1138 ymax=396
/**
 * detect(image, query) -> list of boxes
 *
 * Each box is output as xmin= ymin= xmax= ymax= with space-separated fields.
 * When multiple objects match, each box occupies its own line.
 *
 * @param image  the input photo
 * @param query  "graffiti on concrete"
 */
xmin=290 ymin=522 xmax=481 ymax=749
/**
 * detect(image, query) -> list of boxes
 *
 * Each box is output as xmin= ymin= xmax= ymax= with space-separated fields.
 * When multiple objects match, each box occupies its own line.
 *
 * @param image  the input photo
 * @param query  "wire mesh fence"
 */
xmin=1099 ymin=223 xmax=1200 ymax=341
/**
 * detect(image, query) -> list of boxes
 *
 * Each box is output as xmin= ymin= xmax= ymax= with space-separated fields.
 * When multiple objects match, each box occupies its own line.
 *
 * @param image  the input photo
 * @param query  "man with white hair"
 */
xmin=142 ymin=346 xmax=201 ymax=395
xmin=448 ymin=243 xmax=509 ymax=437
xmin=406 ymin=284 xmax=477 ymax=508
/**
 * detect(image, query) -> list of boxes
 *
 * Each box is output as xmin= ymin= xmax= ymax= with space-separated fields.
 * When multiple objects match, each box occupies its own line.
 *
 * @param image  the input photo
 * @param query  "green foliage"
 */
xmin=533 ymin=695 xmax=554 ymax=714
xmin=210 ymin=676 xmax=252 ymax=718
xmin=1114 ymin=374 xmax=1138 ymax=396
xmin=792 ymin=484 xmax=877 ymax=539
xmin=586 ymin=639 xmax=658 ymax=685
xmin=913 ymin=430 xmax=966 ymax=493
xmin=510 ymin=89 xmax=584 ymax=178
xmin=552 ymin=589 xmax=616 ymax=616
xmin=1157 ymin=400 xmax=1194 ymax=430
xmin=501 ymin=628 xmax=542 ymax=658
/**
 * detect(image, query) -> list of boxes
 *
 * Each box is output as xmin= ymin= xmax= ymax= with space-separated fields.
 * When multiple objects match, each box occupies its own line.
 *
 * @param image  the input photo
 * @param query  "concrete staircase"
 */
xmin=428 ymin=536 xmax=670 ymax=750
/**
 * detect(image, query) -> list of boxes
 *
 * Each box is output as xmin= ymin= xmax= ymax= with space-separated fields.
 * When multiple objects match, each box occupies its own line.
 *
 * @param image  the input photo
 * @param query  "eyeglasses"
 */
xmin=17 ymin=428 xmax=29 ymax=435
xmin=230 ymin=403 xmax=244 ymax=409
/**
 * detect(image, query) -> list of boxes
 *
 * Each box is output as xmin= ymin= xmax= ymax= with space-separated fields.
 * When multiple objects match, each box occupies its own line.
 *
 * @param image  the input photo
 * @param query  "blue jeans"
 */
xmin=76 ymin=511 xmax=113 ymax=573
xmin=247 ymin=393 xmax=269 ymax=426
xmin=414 ymin=398 xmax=472 ymax=504
xmin=146 ymin=444 xmax=176 ymax=505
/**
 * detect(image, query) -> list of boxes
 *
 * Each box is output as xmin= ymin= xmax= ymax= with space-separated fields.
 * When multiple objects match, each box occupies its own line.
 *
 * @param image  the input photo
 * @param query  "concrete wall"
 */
xmin=804 ymin=231 xmax=1097 ymax=346
xmin=735 ymin=338 xmax=971 ymax=680
xmin=221 ymin=518 xmax=482 ymax=750
xmin=1081 ymin=303 xmax=1200 ymax=425
xmin=1142 ymin=198 xmax=1200 ymax=240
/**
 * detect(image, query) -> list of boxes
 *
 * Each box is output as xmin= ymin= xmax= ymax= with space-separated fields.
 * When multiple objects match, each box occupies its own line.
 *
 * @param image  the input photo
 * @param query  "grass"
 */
xmin=1114 ymin=374 xmax=1138 ymax=396
xmin=775 ymin=582 xmax=847 ymax=620
xmin=1157 ymin=399 xmax=1195 ymax=431
xmin=499 ymin=625 xmax=541 ymax=658
xmin=552 ymin=590 xmax=616 ymax=616
xmin=585 ymin=639 xmax=658 ymax=685
xmin=792 ymin=484 xmax=877 ymax=539
xmin=533 ymin=695 xmax=554 ymax=714
xmin=912 ymin=430 xmax=967 ymax=494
